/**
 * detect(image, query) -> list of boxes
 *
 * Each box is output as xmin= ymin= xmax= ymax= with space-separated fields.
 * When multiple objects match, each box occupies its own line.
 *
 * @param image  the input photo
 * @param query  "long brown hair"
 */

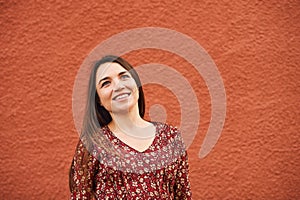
xmin=69 ymin=55 xmax=145 ymax=192
xmin=82 ymin=55 xmax=145 ymax=139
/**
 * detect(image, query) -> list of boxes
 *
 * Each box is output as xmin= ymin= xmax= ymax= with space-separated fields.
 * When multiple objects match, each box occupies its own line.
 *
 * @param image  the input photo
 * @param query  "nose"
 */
xmin=112 ymin=78 xmax=125 ymax=91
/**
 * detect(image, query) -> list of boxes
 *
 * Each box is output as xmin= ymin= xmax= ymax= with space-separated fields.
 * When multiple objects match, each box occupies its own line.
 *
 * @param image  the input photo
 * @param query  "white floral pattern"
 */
xmin=70 ymin=122 xmax=192 ymax=199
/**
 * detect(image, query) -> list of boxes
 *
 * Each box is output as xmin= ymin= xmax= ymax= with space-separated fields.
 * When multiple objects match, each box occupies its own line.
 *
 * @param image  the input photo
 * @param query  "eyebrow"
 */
xmin=98 ymin=71 xmax=128 ymax=84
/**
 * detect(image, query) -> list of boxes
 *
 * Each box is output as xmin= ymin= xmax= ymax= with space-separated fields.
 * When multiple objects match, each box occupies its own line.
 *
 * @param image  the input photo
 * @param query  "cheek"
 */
xmin=132 ymin=85 xmax=139 ymax=100
xmin=96 ymin=88 xmax=111 ymax=104
xmin=128 ymin=79 xmax=139 ymax=91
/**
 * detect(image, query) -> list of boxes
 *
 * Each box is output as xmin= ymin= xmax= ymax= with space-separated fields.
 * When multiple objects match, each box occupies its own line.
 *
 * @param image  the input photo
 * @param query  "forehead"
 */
xmin=96 ymin=62 xmax=127 ymax=81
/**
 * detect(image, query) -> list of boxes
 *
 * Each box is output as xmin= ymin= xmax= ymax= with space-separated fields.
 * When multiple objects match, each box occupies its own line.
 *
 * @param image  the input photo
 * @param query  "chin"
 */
xmin=111 ymin=105 xmax=131 ymax=114
xmin=111 ymin=102 xmax=138 ymax=115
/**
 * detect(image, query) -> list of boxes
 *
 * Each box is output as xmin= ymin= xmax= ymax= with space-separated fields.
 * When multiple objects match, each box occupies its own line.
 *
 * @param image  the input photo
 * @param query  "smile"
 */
xmin=113 ymin=93 xmax=131 ymax=101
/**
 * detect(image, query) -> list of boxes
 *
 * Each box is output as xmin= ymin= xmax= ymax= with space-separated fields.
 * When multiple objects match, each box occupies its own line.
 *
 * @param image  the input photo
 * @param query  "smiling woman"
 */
xmin=69 ymin=55 xmax=192 ymax=199
xmin=95 ymin=62 xmax=140 ymax=115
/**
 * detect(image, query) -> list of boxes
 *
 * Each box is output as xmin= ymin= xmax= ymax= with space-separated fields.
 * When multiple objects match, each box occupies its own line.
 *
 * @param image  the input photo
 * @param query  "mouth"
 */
xmin=112 ymin=92 xmax=131 ymax=101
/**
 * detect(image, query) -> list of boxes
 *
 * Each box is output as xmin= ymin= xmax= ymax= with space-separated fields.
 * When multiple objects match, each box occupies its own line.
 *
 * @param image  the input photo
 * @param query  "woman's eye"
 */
xmin=121 ymin=74 xmax=130 ymax=80
xmin=101 ymin=81 xmax=110 ymax=88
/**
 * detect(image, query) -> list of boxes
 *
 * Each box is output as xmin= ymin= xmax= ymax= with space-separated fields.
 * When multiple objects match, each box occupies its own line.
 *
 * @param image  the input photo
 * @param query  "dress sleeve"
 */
xmin=168 ymin=124 xmax=192 ymax=199
xmin=174 ymin=150 xmax=192 ymax=200
xmin=69 ymin=140 xmax=99 ymax=200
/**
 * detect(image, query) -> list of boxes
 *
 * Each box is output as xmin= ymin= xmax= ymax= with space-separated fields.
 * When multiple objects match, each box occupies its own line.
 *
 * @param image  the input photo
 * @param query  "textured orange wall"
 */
xmin=1 ymin=0 xmax=299 ymax=199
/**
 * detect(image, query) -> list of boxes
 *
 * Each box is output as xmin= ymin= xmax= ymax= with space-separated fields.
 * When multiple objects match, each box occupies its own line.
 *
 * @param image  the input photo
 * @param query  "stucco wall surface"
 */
xmin=0 ymin=0 xmax=299 ymax=199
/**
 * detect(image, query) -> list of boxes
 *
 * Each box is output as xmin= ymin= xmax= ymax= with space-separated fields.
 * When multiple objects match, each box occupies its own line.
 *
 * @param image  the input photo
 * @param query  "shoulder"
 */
xmin=153 ymin=122 xmax=187 ymax=159
xmin=153 ymin=122 xmax=186 ymax=150
xmin=154 ymin=121 xmax=181 ymax=138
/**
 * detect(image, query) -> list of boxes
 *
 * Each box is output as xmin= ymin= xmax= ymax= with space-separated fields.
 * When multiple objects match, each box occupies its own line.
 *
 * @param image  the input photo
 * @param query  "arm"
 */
xmin=69 ymin=140 xmax=99 ymax=200
xmin=174 ymin=151 xmax=192 ymax=200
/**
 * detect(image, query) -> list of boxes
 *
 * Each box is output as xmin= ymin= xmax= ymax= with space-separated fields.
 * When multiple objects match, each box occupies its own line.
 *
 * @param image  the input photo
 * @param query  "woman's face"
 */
xmin=95 ymin=62 xmax=139 ymax=114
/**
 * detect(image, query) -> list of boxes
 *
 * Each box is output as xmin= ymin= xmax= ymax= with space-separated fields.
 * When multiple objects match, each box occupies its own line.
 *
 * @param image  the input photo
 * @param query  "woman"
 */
xmin=69 ymin=55 xmax=192 ymax=199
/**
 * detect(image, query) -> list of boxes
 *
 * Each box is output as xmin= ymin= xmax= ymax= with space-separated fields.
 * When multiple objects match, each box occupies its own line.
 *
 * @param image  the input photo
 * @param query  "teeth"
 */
xmin=115 ymin=93 xmax=129 ymax=100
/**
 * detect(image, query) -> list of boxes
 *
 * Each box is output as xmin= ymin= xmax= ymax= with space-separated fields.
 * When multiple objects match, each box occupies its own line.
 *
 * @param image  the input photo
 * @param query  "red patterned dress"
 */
xmin=69 ymin=122 xmax=192 ymax=199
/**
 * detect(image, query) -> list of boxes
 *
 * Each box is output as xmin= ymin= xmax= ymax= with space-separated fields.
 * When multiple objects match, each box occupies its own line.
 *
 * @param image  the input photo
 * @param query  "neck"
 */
xmin=108 ymin=105 xmax=148 ymax=132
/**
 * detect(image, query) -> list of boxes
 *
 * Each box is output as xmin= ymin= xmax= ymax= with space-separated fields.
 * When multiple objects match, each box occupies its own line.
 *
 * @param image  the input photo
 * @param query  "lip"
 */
xmin=112 ymin=92 xmax=131 ymax=101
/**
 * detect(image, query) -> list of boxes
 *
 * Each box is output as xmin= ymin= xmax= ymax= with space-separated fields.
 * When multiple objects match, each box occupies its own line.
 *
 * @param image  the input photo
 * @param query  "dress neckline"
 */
xmin=104 ymin=121 xmax=159 ymax=153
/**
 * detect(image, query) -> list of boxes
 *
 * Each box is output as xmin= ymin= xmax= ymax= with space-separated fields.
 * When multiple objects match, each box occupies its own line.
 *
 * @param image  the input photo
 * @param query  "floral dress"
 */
xmin=69 ymin=122 xmax=192 ymax=199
